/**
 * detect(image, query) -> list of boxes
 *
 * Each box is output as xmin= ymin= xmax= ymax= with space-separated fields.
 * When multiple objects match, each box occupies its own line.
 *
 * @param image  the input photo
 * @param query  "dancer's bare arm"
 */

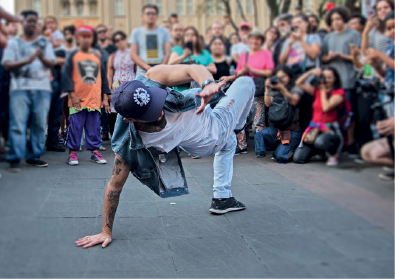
xmin=75 ymin=155 xmax=129 ymax=248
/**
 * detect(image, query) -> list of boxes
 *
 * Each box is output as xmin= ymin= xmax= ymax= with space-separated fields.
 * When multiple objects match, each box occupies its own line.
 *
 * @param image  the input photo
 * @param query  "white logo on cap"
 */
xmin=134 ymin=88 xmax=150 ymax=106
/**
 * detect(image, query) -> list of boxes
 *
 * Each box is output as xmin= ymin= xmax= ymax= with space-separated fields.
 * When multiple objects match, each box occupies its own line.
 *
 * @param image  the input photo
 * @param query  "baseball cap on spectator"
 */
xmin=112 ymin=80 xmax=167 ymax=122
xmin=239 ymin=22 xmax=252 ymax=30
xmin=76 ymin=25 xmax=94 ymax=38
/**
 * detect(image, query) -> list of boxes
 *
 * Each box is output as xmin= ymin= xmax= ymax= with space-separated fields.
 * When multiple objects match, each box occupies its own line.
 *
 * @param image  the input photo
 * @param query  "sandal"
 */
xmin=99 ymin=145 xmax=106 ymax=151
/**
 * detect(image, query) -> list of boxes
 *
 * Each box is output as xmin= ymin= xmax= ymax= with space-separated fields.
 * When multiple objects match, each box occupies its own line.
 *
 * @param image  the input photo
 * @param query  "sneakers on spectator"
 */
xmin=91 ymin=150 xmax=107 ymax=164
xmin=235 ymin=147 xmax=247 ymax=155
xmin=8 ymin=162 xmax=21 ymax=173
xmin=256 ymin=151 xmax=265 ymax=158
xmin=209 ymin=197 xmax=246 ymax=214
xmin=383 ymin=166 xmax=393 ymax=172
xmin=68 ymin=151 xmax=79 ymax=166
xmin=26 ymin=159 xmax=48 ymax=168
xmin=347 ymin=143 xmax=359 ymax=158
xmin=326 ymin=154 xmax=339 ymax=167
xmin=378 ymin=172 xmax=394 ymax=181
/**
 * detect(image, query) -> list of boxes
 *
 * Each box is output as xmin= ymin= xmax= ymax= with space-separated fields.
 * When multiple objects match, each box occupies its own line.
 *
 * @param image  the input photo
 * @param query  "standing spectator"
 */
xmin=235 ymin=28 xmax=274 ymax=154
xmin=170 ymin=22 xmax=184 ymax=47
xmin=169 ymin=26 xmax=216 ymax=91
xmin=106 ymin=25 xmax=113 ymax=43
xmin=361 ymin=0 xmax=394 ymax=54
xmin=255 ymin=65 xmax=303 ymax=163
xmin=229 ymin=32 xmax=240 ymax=46
xmin=348 ymin=14 xmax=367 ymax=35
xmin=0 ymin=7 xmax=23 ymax=48
xmin=209 ymin=36 xmax=231 ymax=80
xmin=308 ymin=14 xmax=320 ymax=35
xmin=273 ymin=14 xmax=293 ymax=66
xmin=5 ymin=22 xmax=18 ymax=39
xmin=106 ymin=31 xmax=135 ymax=136
xmin=294 ymin=67 xmax=346 ymax=166
xmin=211 ymin=21 xmax=231 ymax=55
xmin=263 ymin=26 xmax=280 ymax=53
xmin=279 ymin=13 xmax=322 ymax=76
xmin=2 ymin=10 xmax=56 ymax=172
xmin=43 ymin=15 xmax=64 ymax=51
xmin=231 ymin=22 xmax=252 ymax=64
xmin=36 ymin=21 xmax=43 ymax=36
xmin=62 ymin=25 xmax=111 ymax=166
xmin=322 ymin=6 xmax=361 ymax=157
xmin=96 ymin=24 xmax=117 ymax=55
xmin=161 ymin=20 xmax=171 ymax=32
xmin=204 ymin=26 xmax=213 ymax=49
xmin=169 ymin=13 xmax=178 ymax=25
xmin=130 ymin=4 xmax=172 ymax=77
xmin=63 ymin=25 xmax=76 ymax=52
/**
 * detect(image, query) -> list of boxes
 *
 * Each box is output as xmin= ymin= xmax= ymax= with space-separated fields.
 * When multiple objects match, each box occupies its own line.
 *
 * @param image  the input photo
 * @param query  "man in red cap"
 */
xmin=62 ymin=25 xmax=111 ymax=166
xmin=231 ymin=21 xmax=252 ymax=64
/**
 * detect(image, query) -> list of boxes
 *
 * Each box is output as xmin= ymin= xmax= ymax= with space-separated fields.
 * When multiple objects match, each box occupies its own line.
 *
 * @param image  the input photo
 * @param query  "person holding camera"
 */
xmin=361 ymin=11 xmax=395 ymax=181
xmin=293 ymin=67 xmax=346 ymax=166
xmin=254 ymin=65 xmax=303 ymax=163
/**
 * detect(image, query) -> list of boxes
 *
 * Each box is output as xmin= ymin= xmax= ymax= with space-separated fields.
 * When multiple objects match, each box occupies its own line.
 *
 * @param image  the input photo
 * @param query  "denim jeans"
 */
xmin=254 ymin=127 xmax=302 ymax=164
xmin=7 ymin=90 xmax=51 ymax=163
xmin=206 ymin=77 xmax=255 ymax=198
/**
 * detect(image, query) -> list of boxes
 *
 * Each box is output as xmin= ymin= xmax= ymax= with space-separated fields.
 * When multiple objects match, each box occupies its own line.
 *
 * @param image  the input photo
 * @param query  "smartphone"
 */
xmin=368 ymin=9 xmax=376 ymax=17
xmin=186 ymin=41 xmax=193 ymax=52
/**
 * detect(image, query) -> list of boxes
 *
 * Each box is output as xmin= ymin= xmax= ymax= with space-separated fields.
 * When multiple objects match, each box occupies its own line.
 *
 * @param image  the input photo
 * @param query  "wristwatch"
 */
xmin=201 ymin=79 xmax=215 ymax=89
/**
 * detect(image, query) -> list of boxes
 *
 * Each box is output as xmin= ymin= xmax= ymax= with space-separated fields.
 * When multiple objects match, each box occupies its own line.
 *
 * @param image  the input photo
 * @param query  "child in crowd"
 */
xmin=62 ymin=25 xmax=111 ymax=166
xmin=43 ymin=15 xmax=64 ymax=51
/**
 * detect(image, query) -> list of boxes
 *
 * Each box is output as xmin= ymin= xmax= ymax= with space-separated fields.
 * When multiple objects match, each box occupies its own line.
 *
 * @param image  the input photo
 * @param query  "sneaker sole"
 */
xmin=378 ymin=174 xmax=394 ymax=181
xmin=68 ymin=162 xmax=79 ymax=166
xmin=34 ymin=164 xmax=48 ymax=168
xmin=209 ymin=207 xmax=246 ymax=214
xmin=91 ymin=159 xmax=107 ymax=164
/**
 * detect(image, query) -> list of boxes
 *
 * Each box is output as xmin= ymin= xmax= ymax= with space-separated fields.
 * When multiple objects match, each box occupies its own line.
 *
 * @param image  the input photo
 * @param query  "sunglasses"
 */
xmin=114 ymin=37 xmax=124 ymax=43
xmin=144 ymin=12 xmax=157 ymax=16
xmin=97 ymin=29 xmax=107 ymax=34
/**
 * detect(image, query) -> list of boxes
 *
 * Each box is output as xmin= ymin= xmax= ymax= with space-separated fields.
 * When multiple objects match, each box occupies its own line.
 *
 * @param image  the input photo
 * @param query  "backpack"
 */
xmin=268 ymin=93 xmax=295 ymax=129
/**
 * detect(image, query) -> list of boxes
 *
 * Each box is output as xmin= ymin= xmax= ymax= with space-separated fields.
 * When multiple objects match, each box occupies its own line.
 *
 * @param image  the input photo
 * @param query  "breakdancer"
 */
xmin=76 ymin=64 xmax=255 ymax=248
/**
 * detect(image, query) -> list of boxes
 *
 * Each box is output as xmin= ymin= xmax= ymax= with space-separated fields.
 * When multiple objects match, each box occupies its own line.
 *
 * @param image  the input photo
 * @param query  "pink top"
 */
xmin=235 ymin=50 xmax=274 ymax=78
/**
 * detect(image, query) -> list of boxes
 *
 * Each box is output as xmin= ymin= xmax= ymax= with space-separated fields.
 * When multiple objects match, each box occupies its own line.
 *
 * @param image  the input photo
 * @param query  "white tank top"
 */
xmin=138 ymin=108 xmax=220 ymax=157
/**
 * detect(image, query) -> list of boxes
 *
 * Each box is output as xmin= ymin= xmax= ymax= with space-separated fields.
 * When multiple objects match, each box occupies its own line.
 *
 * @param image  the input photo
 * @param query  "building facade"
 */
xmin=15 ymin=0 xmax=318 ymax=37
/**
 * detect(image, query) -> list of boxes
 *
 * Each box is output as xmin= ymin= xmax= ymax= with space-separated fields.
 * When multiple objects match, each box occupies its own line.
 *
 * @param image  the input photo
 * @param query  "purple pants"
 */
xmin=66 ymin=109 xmax=101 ymax=151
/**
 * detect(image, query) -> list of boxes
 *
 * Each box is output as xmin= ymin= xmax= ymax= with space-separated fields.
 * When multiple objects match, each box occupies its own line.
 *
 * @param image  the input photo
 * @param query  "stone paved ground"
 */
xmin=0 ymin=139 xmax=393 ymax=278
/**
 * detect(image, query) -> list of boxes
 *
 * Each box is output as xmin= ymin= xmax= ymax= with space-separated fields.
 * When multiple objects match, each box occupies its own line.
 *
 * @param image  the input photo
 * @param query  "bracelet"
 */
xmin=280 ymin=87 xmax=287 ymax=93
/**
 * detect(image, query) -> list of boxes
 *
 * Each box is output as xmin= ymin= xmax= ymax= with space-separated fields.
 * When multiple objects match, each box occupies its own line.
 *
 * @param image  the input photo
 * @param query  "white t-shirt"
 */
xmin=138 ymin=108 xmax=220 ymax=157
xmin=231 ymin=42 xmax=250 ymax=56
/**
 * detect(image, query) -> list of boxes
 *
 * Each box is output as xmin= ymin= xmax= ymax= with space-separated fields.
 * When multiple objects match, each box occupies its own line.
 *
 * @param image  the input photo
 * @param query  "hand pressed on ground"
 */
xmin=75 ymin=232 xmax=112 ymax=248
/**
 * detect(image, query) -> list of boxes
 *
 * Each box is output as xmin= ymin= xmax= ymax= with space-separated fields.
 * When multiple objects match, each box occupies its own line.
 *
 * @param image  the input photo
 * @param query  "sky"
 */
xmin=0 ymin=0 xmax=15 ymax=15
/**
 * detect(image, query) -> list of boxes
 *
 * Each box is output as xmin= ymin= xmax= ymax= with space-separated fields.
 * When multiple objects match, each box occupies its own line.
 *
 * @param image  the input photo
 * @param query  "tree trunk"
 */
xmin=253 ymin=0 xmax=258 ymax=27
xmin=281 ymin=0 xmax=292 ymax=14
xmin=266 ymin=0 xmax=279 ymax=25
xmin=221 ymin=0 xmax=238 ymax=32
xmin=235 ymin=0 xmax=249 ymax=23
xmin=344 ymin=0 xmax=361 ymax=14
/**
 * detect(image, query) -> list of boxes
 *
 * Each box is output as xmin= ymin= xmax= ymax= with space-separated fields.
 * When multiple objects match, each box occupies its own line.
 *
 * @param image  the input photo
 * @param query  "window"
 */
xmin=115 ymin=0 xmax=124 ymax=15
xmin=89 ymin=0 xmax=98 ymax=15
xmin=216 ymin=0 xmax=223 ymax=15
xmin=187 ymin=0 xmax=193 ymax=15
xmin=177 ymin=0 xmax=184 ymax=15
xmin=33 ymin=0 xmax=42 ymax=16
xmin=207 ymin=0 xmax=214 ymax=15
xmin=246 ymin=0 xmax=253 ymax=15
xmin=156 ymin=0 xmax=163 ymax=15
xmin=76 ymin=0 xmax=84 ymax=16
xmin=62 ymin=0 xmax=71 ymax=16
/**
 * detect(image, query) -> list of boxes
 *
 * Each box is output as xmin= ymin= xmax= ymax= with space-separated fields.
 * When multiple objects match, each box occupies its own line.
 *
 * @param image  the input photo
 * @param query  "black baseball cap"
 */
xmin=112 ymin=80 xmax=167 ymax=122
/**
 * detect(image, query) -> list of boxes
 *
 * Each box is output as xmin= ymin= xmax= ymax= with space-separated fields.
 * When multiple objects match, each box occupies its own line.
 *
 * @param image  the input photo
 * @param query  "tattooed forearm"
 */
xmin=135 ymin=116 xmax=167 ymax=133
xmin=106 ymin=190 xmax=122 ymax=232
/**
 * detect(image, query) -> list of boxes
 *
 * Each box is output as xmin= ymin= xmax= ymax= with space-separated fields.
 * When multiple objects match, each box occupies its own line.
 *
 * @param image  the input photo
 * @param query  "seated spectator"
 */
xmin=293 ymin=67 xmax=346 ymax=166
xmin=209 ymin=36 xmax=231 ymax=81
xmin=106 ymin=30 xmax=135 ymax=136
xmin=43 ymin=15 xmax=64 ymax=51
xmin=279 ymin=13 xmax=322 ymax=76
xmin=255 ymin=65 xmax=303 ymax=163
xmin=348 ymin=14 xmax=367 ymax=35
xmin=211 ymin=21 xmax=231 ymax=55
xmin=234 ymin=27 xmax=274 ymax=154
xmin=263 ymin=26 xmax=280 ymax=54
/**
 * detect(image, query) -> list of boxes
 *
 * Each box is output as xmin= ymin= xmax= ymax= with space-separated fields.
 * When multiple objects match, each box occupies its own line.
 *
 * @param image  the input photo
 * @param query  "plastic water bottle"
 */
xmin=364 ymin=64 xmax=373 ymax=79
xmin=229 ymin=65 xmax=235 ymax=76
xmin=344 ymin=112 xmax=354 ymax=129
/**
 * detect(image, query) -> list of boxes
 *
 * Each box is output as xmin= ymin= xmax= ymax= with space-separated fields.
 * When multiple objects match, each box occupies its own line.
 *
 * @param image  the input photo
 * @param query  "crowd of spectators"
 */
xmin=0 ymin=2 xmax=394 ymax=181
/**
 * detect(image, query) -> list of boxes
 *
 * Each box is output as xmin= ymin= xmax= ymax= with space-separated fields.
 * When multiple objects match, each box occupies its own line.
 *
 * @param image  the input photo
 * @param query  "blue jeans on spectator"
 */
xmin=7 ymin=90 xmax=51 ymax=163
xmin=255 ymin=127 xmax=302 ymax=164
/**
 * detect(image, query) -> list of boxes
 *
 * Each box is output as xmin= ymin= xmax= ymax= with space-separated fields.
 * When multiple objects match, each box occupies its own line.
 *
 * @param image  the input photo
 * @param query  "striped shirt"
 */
xmin=369 ymin=28 xmax=392 ymax=53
